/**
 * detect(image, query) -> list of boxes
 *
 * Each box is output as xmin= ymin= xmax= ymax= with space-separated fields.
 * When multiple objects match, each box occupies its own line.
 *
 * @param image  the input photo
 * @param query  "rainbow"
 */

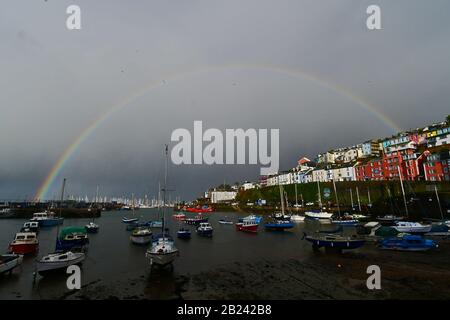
xmin=34 ymin=64 xmax=401 ymax=200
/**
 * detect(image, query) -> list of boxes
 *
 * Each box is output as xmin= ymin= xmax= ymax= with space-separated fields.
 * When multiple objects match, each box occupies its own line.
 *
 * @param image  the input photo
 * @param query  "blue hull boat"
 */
xmin=304 ymin=233 xmax=365 ymax=250
xmin=122 ymin=217 xmax=139 ymax=224
xmin=39 ymin=218 xmax=64 ymax=227
xmin=379 ymin=235 xmax=438 ymax=251
xmin=177 ymin=229 xmax=191 ymax=239
xmin=264 ymin=221 xmax=294 ymax=231
xmin=55 ymin=238 xmax=89 ymax=251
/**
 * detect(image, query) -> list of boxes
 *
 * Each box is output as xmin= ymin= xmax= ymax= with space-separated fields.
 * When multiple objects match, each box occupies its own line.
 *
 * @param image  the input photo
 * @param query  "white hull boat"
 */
xmin=36 ymin=251 xmax=85 ymax=275
xmin=305 ymin=212 xmax=333 ymax=220
xmin=0 ymin=254 xmax=23 ymax=274
xmin=130 ymin=228 xmax=152 ymax=245
xmin=393 ymin=222 xmax=432 ymax=234
xmin=146 ymin=236 xmax=179 ymax=266
xmin=290 ymin=215 xmax=305 ymax=222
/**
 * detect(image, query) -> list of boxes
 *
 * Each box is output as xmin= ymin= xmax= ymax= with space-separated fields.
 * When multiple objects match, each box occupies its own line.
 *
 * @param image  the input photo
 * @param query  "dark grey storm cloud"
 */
xmin=1 ymin=0 xmax=449 ymax=200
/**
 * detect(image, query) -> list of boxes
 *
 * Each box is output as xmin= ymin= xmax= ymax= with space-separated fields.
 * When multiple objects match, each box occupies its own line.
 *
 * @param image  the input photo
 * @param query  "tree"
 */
xmin=446 ymin=114 xmax=450 ymax=124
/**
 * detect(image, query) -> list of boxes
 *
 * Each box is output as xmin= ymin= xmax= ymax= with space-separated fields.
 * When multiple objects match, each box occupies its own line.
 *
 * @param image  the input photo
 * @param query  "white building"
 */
xmin=312 ymin=169 xmax=330 ymax=182
xmin=242 ymin=182 xmax=255 ymax=190
xmin=210 ymin=191 xmax=237 ymax=204
xmin=330 ymin=166 xmax=356 ymax=182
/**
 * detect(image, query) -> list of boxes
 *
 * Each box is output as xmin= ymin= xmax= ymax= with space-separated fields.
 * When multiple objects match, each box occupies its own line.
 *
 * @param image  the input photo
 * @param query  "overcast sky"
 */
xmin=1 ymin=0 xmax=449 ymax=201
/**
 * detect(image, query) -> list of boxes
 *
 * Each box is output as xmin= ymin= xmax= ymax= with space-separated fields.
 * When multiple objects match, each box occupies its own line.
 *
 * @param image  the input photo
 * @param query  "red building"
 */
xmin=355 ymin=158 xmax=384 ymax=181
xmin=423 ymin=149 xmax=450 ymax=181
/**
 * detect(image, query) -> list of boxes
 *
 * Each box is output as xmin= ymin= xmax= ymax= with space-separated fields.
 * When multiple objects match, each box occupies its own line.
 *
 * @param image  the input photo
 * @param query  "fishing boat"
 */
xmin=55 ymin=227 xmax=89 ymax=251
xmin=393 ymin=222 xmax=432 ymax=234
xmin=264 ymin=220 xmax=295 ymax=231
xmin=236 ymin=219 xmax=258 ymax=233
xmin=305 ymin=211 xmax=333 ymax=220
xmin=36 ymin=251 xmax=85 ymax=275
xmin=290 ymin=214 xmax=305 ymax=222
xmin=238 ymin=215 xmax=262 ymax=224
xmin=0 ymin=254 xmax=23 ymax=274
xmin=9 ymin=232 xmax=39 ymax=255
xmin=177 ymin=228 xmax=191 ymax=239
xmin=218 ymin=219 xmax=234 ymax=225
xmin=20 ymin=221 xmax=39 ymax=234
xmin=196 ymin=222 xmax=214 ymax=237
xmin=184 ymin=215 xmax=208 ymax=225
xmin=378 ymin=235 xmax=438 ymax=251
xmin=30 ymin=211 xmax=63 ymax=227
xmin=130 ymin=227 xmax=152 ymax=245
xmin=172 ymin=213 xmax=186 ymax=220
xmin=304 ymin=233 xmax=366 ymax=250
xmin=145 ymin=145 xmax=179 ymax=268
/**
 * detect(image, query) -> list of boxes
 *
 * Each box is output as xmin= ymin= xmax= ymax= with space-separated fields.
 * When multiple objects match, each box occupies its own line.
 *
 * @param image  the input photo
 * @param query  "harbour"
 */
xmin=1 ymin=208 xmax=450 ymax=299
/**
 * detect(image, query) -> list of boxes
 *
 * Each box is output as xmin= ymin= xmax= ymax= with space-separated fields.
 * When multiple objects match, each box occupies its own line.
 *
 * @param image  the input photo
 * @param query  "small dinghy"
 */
xmin=122 ymin=217 xmax=139 ymax=224
xmin=85 ymin=222 xmax=99 ymax=233
xmin=0 ymin=254 xmax=23 ymax=274
xmin=218 ymin=219 xmax=234 ymax=225
xmin=378 ymin=235 xmax=438 ymax=251
xmin=177 ymin=228 xmax=191 ymax=239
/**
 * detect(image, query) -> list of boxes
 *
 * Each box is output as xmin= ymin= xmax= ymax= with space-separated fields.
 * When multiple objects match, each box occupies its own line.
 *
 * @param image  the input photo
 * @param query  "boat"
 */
xmin=235 ymin=219 xmax=258 ymax=233
xmin=9 ymin=232 xmax=39 ymax=255
xmin=305 ymin=211 xmax=333 ymax=220
xmin=331 ymin=216 xmax=359 ymax=226
xmin=172 ymin=213 xmax=186 ymax=220
xmin=264 ymin=220 xmax=295 ymax=231
xmin=177 ymin=228 xmax=191 ymax=239
xmin=122 ymin=217 xmax=139 ymax=223
xmin=185 ymin=206 xmax=214 ymax=213
xmin=218 ymin=219 xmax=234 ymax=225
xmin=393 ymin=222 xmax=432 ymax=234
xmin=85 ymin=221 xmax=99 ymax=233
xmin=30 ymin=211 xmax=63 ymax=227
xmin=273 ymin=212 xmax=291 ymax=220
xmin=85 ymin=186 xmax=100 ymax=233
xmin=238 ymin=215 xmax=262 ymax=224
xmin=196 ymin=222 xmax=214 ymax=237
xmin=148 ymin=220 xmax=163 ymax=228
xmin=378 ymin=235 xmax=438 ymax=251
xmin=55 ymin=226 xmax=89 ymax=251
xmin=146 ymin=234 xmax=179 ymax=266
xmin=290 ymin=214 xmax=305 ymax=222
xmin=36 ymin=251 xmax=85 ymax=275
xmin=425 ymin=224 xmax=450 ymax=236
xmin=0 ymin=254 xmax=23 ymax=274
xmin=145 ymin=145 xmax=179 ymax=268
xmin=130 ymin=227 xmax=153 ymax=245
xmin=352 ymin=214 xmax=368 ymax=221
xmin=184 ymin=215 xmax=208 ymax=225
xmin=304 ymin=233 xmax=366 ymax=250
xmin=21 ymin=221 xmax=39 ymax=234
xmin=0 ymin=208 xmax=15 ymax=219
xmin=377 ymin=215 xmax=404 ymax=225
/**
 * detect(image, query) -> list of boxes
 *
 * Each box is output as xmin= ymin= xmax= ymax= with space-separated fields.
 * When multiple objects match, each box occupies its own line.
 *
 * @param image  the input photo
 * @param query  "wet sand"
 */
xmin=54 ymin=239 xmax=450 ymax=300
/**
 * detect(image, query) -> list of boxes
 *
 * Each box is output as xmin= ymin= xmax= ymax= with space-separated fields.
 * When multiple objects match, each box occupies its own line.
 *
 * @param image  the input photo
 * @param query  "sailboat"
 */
xmin=36 ymin=179 xmax=85 ymax=276
xmin=86 ymin=186 xmax=100 ymax=233
xmin=122 ymin=194 xmax=139 ymax=223
xmin=305 ymin=181 xmax=333 ymax=221
xmin=264 ymin=184 xmax=294 ymax=231
xmin=146 ymin=145 xmax=179 ymax=267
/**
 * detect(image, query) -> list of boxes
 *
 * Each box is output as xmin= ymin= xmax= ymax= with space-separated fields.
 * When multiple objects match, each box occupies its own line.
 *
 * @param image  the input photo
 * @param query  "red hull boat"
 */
xmin=236 ymin=222 xmax=259 ymax=233
xmin=9 ymin=232 xmax=39 ymax=255
xmin=185 ymin=207 xmax=214 ymax=213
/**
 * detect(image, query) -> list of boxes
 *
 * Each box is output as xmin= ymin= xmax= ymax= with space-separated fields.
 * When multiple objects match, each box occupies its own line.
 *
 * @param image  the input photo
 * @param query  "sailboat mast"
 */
xmin=316 ymin=180 xmax=322 ymax=211
xmin=59 ymin=178 xmax=66 ymax=219
xmin=279 ymin=183 xmax=285 ymax=215
xmin=397 ymin=165 xmax=409 ymax=218
xmin=356 ymin=186 xmax=361 ymax=211
xmin=367 ymin=187 xmax=372 ymax=206
xmin=162 ymin=144 xmax=168 ymax=234
xmin=350 ymin=188 xmax=354 ymax=209
xmin=295 ymin=184 xmax=298 ymax=207
xmin=332 ymin=179 xmax=340 ymax=216
xmin=434 ymin=185 xmax=444 ymax=221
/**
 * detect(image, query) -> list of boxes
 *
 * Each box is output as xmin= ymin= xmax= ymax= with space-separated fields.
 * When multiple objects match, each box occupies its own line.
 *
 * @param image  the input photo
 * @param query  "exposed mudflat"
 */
xmin=58 ymin=239 xmax=450 ymax=300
